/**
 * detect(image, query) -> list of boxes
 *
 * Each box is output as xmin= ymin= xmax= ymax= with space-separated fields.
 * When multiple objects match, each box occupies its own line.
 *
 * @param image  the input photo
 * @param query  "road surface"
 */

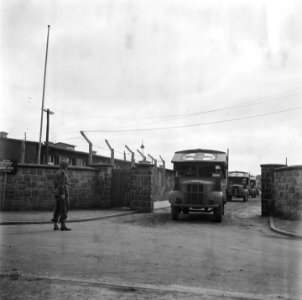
xmin=1 ymin=196 xmax=301 ymax=299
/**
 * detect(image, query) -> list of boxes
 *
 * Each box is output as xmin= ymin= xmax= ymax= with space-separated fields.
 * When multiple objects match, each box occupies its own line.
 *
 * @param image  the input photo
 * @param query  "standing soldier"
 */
xmin=52 ymin=160 xmax=71 ymax=231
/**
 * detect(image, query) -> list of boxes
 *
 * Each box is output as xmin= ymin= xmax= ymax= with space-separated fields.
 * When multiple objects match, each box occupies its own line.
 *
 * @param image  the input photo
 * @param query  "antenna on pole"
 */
xmin=37 ymin=25 xmax=51 ymax=164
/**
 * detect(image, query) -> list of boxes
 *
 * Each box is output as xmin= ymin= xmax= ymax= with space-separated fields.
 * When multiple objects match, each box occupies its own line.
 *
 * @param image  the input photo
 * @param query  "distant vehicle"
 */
xmin=249 ymin=175 xmax=257 ymax=198
xmin=227 ymin=171 xmax=250 ymax=202
xmin=168 ymin=149 xmax=229 ymax=222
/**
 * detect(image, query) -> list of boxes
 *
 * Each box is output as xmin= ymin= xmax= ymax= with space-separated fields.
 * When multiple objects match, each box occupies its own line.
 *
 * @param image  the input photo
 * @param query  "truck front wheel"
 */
xmin=213 ymin=205 xmax=222 ymax=222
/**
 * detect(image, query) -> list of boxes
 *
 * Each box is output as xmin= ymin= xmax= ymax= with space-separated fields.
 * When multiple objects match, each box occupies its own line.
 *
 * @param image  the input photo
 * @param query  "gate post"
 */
xmin=130 ymin=163 xmax=154 ymax=212
xmin=260 ymin=164 xmax=285 ymax=216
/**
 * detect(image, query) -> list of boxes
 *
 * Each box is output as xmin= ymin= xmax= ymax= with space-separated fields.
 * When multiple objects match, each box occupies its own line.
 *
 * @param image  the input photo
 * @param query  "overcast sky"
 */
xmin=0 ymin=0 xmax=301 ymax=174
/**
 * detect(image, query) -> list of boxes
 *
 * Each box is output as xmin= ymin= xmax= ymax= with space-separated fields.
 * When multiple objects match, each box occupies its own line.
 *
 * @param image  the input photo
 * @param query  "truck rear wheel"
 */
xmin=213 ymin=205 xmax=222 ymax=222
xmin=171 ymin=206 xmax=179 ymax=220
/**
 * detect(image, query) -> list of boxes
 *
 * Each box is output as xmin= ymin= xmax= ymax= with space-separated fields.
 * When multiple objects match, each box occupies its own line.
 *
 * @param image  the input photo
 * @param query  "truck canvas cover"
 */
xmin=229 ymin=171 xmax=249 ymax=177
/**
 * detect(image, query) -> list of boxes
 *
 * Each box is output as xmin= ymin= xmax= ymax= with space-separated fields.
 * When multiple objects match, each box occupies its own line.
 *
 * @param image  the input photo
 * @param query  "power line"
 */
xmin=23 ymin=87 xmax=302 ymax=122
xmin=83 ymin=105 xmax=302 ymax=133
xmin=67 ymin=88 xmax=302 ymax=131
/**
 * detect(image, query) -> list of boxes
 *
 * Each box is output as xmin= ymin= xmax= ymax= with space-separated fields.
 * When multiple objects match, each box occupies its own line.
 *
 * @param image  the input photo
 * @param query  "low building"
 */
xmin=0 ymin=133 xmax=131 ymax=168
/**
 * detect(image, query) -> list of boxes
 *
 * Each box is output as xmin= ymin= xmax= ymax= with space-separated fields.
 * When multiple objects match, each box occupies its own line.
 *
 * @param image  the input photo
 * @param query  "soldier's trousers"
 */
xmin=53 ymin=195 xmax=69 ymax=223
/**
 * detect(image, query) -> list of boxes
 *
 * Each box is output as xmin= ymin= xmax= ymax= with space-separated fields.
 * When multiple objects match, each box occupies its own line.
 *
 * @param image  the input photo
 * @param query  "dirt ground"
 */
xmin=1 ymin=197 xmax=301 ymax=299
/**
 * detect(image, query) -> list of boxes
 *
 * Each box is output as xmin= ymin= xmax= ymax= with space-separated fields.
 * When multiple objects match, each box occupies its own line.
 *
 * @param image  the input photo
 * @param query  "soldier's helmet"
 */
xmin=60 ymin=160 xmax=69 ymax=169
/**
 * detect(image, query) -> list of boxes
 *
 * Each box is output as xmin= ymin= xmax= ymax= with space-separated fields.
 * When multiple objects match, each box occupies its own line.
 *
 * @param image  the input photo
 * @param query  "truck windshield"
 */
xmin=176 ymin=164 xmax=224 ymax=178
xmin=228 ymin=177 xmax=248 ymax=185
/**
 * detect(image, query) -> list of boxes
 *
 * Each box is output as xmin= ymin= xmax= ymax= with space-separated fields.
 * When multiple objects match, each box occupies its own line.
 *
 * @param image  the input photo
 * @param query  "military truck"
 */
xmin=249 ymin=175 xmax=257 ymax=198
xmin=168 ymin=149 xmax=228 ymax=222
xmin=227 ymin=171 xmax=250 ymax=202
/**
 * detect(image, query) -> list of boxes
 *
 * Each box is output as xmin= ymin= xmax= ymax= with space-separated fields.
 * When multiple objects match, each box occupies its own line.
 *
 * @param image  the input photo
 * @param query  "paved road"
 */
xmin=1 ymin=196 xmax=301 ymax=299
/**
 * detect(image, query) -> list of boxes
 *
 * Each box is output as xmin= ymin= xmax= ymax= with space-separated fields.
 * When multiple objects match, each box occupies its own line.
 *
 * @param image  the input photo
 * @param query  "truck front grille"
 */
xmin=186 ymin=184 xmax=204 ymax=205
xmin=231 ymin=186 xmax=241 ymax=196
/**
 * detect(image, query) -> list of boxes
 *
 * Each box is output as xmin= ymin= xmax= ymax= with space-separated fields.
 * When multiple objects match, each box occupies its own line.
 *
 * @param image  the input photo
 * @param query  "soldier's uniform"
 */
xmin=52 ymin=160 xmax=71 ymax=231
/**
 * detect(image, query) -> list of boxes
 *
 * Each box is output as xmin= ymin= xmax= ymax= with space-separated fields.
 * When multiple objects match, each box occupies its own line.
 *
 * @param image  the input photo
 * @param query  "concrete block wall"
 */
xmin=0 ymin=164 xmax=105 ymax=210
xmin=274 ymin=165 xmax=302 ymax=220
xmin=260 ymin=164 xmax=285 ymax=216
xmin=0 ymin=162 xmax=172 ymax=212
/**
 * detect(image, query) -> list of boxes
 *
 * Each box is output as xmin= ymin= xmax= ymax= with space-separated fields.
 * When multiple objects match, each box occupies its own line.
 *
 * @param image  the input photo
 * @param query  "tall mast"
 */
xmin=37 ymin=25 xmax=51 ymax=164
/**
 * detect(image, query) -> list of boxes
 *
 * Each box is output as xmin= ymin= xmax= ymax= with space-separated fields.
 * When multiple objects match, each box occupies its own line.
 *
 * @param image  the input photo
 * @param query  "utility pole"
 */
xmin=37 ymin=25 xmax=51 ymax=164
xmin=21 ymin=132 xmax=26 ymax=163
xmin=159 ymin=155 xmax=166 ymax=188
xmin=44 ymin=108 xmax=54 ymax=164
xmin=148 ymin=154 xmax=158 ymax=199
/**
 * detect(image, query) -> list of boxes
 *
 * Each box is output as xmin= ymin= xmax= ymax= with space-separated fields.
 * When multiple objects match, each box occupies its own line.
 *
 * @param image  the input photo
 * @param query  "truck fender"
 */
xmin=168 ymin=190 xmax=184 ymax=204
xmin=209 ymin=191 xmax=223 ymax=204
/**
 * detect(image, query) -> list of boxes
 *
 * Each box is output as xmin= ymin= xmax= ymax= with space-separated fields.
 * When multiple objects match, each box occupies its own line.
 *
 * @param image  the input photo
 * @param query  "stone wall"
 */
xmin=260 ymin=164 xmax=285 ymax=216
xmin=274 ymin=165 xmax=302 ymax=220
xmin=0 ymin=164 xmax=110 ymax=210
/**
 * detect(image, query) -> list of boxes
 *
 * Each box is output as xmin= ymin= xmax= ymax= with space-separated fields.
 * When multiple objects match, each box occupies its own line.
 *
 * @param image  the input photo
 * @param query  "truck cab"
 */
xmin=227 ymin=171 xmax=250 ymax=202
xmin=249 ymin=175 xmax=257 ymax=198
xmin=168 ymin=149 xmax=228 ymax=222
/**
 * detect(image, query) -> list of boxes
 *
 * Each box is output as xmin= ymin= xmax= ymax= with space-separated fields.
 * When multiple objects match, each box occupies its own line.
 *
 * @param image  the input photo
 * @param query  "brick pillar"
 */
xmin=130 ymin=164 xmax=154 ymax=212
xmin=260 ymin=164 xmax=285 ymax=216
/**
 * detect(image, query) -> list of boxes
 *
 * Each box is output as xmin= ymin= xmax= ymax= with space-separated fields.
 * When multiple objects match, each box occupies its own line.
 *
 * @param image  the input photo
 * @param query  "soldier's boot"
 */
xmin=60 ymin=222 xmax=71 ymax=231
xmin=51 ymin=219 xmax=59 ymax=231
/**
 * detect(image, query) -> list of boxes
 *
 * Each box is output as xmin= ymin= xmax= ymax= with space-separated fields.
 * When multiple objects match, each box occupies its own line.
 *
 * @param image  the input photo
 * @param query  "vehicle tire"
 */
xmin=171 ymin=206 xmax=179 ymax=220
xmin=213 ymin=205 xmax=222 ymax=222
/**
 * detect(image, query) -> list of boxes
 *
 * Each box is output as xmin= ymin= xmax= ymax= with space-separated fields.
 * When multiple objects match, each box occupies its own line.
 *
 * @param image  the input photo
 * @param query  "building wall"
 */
xmin=274 ymin=166 xmax=302 ymax=220
xmin=0 ymin=137 xmax=38 ymax=164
